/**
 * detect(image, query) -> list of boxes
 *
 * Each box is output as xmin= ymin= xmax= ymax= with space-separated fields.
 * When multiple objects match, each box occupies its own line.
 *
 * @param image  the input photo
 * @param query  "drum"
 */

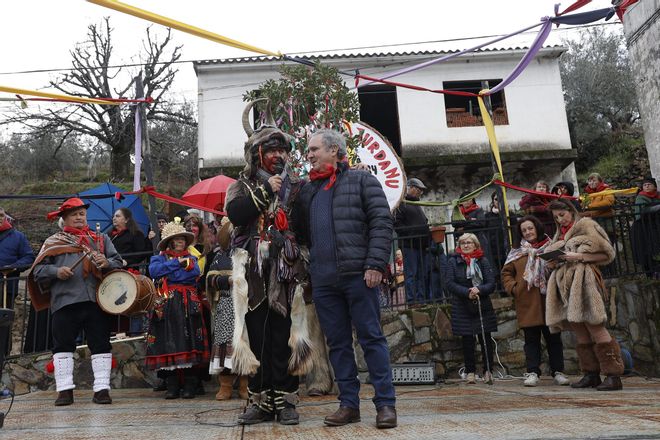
xmin=96 ymin=270 xmax=156 ymax=316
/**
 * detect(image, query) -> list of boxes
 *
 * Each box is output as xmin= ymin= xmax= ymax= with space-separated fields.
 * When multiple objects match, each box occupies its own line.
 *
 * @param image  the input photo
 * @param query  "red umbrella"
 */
xmin=181 ymin=175 xmax=236 ymax=213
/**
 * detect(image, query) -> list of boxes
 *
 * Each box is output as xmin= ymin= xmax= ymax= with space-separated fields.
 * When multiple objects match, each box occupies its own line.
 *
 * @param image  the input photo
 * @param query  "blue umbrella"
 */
xmin=79 ymin=183 xmax=151 ymax=234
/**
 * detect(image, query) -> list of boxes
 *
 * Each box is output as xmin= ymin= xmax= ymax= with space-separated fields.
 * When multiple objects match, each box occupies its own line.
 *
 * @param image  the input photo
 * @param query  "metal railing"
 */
xmin=383 ymin=202 xmax=660 ymax=310
xmin=4 ymin=202 xmax=659 ymax=355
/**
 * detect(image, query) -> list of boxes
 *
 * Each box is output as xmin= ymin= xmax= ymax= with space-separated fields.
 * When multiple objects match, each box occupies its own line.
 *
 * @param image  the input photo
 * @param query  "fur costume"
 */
xmin=304 ymin=303 xmax=335 ymax=395
xmin=545 ymin=217 xmax=615 ymax=333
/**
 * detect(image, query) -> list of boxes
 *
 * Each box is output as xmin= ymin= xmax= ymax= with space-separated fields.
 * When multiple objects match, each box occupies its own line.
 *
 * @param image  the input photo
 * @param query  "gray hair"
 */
xmin=310 ymin=129 xmax=347 ymax=159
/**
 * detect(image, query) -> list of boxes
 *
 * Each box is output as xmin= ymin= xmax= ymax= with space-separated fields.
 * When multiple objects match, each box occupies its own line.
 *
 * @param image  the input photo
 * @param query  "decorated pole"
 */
xmin=135 ymin=74 xmax=159 ymax=245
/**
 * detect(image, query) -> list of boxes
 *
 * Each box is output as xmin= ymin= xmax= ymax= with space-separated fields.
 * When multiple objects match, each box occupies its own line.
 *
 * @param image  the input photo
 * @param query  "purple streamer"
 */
xmin=357 ymin=21 xmax=543 ymax=88
xmin=486 ymin=18 xmax=553 ymax=95
xmin=133 ymin=109 xmax=142 ymax=191
xmin=550 ymin=7 xmax=614 ymax=25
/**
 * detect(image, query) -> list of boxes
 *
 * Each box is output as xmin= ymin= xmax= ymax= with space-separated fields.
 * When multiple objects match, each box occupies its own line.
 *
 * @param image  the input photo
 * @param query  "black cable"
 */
xmin=0 ymin=21 xmax=619 ymax=77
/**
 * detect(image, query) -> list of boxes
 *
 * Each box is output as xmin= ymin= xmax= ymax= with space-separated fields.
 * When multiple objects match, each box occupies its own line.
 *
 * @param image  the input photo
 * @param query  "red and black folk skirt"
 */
xmin=145 ymin=283 xmax=210 ymax=370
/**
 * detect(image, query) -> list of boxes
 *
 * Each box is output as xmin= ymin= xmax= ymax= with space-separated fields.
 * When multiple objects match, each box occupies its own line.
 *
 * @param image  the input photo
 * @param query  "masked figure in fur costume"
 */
xmin=29 ymin=198 xmax=123 ymax=406
xmin=225 ymin=99 xmax=312 ymax=426
xmin=545 ymin=198 xmax=624 ymax=391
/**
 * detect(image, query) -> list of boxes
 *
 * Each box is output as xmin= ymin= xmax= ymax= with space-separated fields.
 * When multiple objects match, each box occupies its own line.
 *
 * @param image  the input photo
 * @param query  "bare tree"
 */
xmin=2 ymin=18 xmax=195 ymax=180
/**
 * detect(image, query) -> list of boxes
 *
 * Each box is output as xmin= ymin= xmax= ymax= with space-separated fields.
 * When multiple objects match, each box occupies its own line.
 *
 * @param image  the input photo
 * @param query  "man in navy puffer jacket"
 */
xmin=297 ymin=129 xmax=397 ymax=429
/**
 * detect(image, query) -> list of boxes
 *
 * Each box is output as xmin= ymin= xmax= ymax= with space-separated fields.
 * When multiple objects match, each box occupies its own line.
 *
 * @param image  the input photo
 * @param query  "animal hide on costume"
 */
xmin=287 ymin=284 xmax=313 ymax=375
xmin=230 ymin=248 xmax=260 ymax=376
xmin=304 ymin=303 xmax=335 ymax=395
xmin=545 ymin=218 xmax=616 ymax=333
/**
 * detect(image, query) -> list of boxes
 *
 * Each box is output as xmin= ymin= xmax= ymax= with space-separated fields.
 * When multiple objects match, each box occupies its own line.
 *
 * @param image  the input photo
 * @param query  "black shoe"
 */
xmin=54 ymin=389 xmax=74 ymax=406
xmin=278 ymin=406 xmax=300 ymax=425
xmin=153 ymin=379 xmax=167 ymax=392
xmin=164 ymin=376 xmax=180 ymax=399
xmin=238 ymin=406 xmax=275 ymax=425
xmin=92 ymin=389 xmax=112 ymax=404
xmin=181 ymin=375 xmax=198 ymax=399
xmin=571 ymin=373 xmax=602 ymax=389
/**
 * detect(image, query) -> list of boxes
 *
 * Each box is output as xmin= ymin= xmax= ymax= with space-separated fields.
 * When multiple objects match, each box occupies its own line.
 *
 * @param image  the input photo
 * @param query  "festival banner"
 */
xmin=345 ymin=121 xmax=407 ymax=211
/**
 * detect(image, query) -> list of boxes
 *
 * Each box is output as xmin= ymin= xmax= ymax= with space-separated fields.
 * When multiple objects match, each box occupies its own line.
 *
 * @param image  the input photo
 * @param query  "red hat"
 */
xmin=46 ymin=198 xmax=90 ymax=221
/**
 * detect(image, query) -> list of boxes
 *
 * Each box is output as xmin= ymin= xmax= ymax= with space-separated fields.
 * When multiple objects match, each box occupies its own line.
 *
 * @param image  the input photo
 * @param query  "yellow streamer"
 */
xmin=478 ymin=92 xmax=512 ymax=244
xmin=87 ymin=0 xmax=281 ymax=57
xmin=0 ymin=85 xmax=121 ymax=105
xmin=583 ymin=188 xmax=639 ymax=199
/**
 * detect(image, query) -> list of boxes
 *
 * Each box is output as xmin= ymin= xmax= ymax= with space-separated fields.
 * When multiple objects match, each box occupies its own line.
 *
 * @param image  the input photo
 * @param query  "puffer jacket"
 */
xmin=298 ymin=163 xmax=393 ymax=275
xmin=446 ymin=254 xmax=498 ymax=336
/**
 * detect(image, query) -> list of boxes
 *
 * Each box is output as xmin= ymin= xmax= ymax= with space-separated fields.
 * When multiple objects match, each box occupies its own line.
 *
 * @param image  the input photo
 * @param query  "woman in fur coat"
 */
xmin=544 ymin=198 xmax=623 ymax=391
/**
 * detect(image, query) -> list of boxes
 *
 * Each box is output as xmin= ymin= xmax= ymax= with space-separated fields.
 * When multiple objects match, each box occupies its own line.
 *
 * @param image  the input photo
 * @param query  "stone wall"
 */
xmin=3 ymin=280 xmax=658 ymax=394
xmin=624 ymin=0 xmax=660 ymax=180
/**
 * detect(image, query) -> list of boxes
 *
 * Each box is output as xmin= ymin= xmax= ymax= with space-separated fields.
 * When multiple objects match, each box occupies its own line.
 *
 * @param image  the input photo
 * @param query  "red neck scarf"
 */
xmin=110 ymin=227 xmax=126 ymax=237
xmin=559 ymin=222 xmax=574 ymax=240
xmin=0 ymin=219 xmax=12 ymax=232
xmin=639 ymin=190 xmax=660 ymax=200
xmin=163 ymin=249 xmax=190 ymax=259
xmin=63 ymin=225 xmax=102 ymax=250
xmin=310 ymin=163 xmax=338 ymax=190
xmin=460 ymin=204 xmax=479 ymax=217
xmin=532 ymin=236 xmax=550 ymax=248
xmin=455 ymin=247 xmax=484 ymax=265
xmin=585 ymin=182 xmax=609 ymax=194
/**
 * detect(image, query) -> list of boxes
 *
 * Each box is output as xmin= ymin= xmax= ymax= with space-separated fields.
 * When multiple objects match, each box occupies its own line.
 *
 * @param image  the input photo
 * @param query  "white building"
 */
xmin=194 ymin=48 xmax=577 ymax=221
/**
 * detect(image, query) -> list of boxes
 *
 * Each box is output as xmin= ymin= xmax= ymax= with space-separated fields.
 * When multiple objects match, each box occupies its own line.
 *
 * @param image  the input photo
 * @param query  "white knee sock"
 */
xmin=91 ymin=353 xmax=113 ymax=392
xmin=53 ymin=352 xmax=75 ymax=392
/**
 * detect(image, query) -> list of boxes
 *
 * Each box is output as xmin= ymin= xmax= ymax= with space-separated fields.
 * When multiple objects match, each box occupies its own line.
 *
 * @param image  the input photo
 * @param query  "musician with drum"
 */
xmin=28 ymin=198 xmax=123 ymax=406
xmin=145 ymin=220 xmax=210 ymax=399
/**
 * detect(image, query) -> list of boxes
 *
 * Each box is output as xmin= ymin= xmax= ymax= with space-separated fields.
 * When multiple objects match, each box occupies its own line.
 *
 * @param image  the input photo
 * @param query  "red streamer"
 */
xmin=556 ymin=0 xmax=592 ymax=16
xmin=354 ymin=74 xmax=479 ymax=97
xmin=493 ymin=180 xmax=578 ymax=200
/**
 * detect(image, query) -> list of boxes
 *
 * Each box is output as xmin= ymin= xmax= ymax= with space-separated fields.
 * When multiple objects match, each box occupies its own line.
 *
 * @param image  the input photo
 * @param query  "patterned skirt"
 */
xmin=209 ymin=292 xmax=234 ymax=374
xmin=145 ymin=284 xmax=210 ymax=370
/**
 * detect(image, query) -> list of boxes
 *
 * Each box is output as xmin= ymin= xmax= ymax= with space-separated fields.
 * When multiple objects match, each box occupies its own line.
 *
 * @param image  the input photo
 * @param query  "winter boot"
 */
xmin=53 ymin=352 xmax=75 ymax=406
xmin=238 ymin=391 xmax=275 ymax=425
xmin=181 ymin=372 xmax=198 ymax=399
xmin=91 ymin=353 xmax=113 ymax=404
xmin=238 ymin=376 xmax=249 ymax=400
xmin=571 ymin=343 xmax=602 ymax=389
xmin=215 ymin=374 xmax=234 ymax=400
xmin=164 ymin=374 xmax=180 ymax=399
xmin=594 ymin=339 xmax=624 ymax=391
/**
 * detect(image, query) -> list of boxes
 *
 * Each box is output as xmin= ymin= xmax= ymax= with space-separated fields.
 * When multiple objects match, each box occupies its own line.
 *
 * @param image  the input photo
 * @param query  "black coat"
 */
xmin=110 ymin=228 xmax=149 ymax=267
xmin=446 ymin=254 xmax=498 ymax=336
xmin=298 ymin=163 xmax=393 ymax=275
xmin=394 ymin=195 xmax=430 ymax=250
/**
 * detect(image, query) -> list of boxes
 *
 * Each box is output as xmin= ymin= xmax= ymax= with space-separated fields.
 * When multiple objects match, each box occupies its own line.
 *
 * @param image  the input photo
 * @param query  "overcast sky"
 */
xmin=0 ymin=0 xmax=619 ymax=104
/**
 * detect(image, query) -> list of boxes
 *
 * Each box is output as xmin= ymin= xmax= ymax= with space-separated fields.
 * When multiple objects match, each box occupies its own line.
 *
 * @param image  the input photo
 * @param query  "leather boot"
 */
xmin=324 ymin=407 xmax=361 ymax=426
xmin=164 ymin=374 xmax=180 ymax=399
xmin=53 ymin=352 xmax=75 ymax=406
xmin=215 ymin=374 xmax=234 ymax=400
xmin=376 ymin=406 xmax=397 ymax=429
xmin=571 ymin=343 xmax=602 ymax=389
xmin=594 ymin=339 xmax=624 ymax=391
xmin=92 ymin=389 xmax=112 ymax=404
xmin=181 ymin=373 xmax=198 ymax=399
xmin=238 ymin=376 xmax=249 ymax=400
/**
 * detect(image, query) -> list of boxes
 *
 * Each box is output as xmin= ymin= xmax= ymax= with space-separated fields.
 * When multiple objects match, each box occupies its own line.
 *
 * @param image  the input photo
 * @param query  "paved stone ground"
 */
xmin=1 ymin=377 xmax=659 ymax=439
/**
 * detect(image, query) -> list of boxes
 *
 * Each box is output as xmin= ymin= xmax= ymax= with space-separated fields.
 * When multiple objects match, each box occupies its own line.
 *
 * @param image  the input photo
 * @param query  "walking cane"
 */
xmin=476 ymin=295 xmax=493 ymax=385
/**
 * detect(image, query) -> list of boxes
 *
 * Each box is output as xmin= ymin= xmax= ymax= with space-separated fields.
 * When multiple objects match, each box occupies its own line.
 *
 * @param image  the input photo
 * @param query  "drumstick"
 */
xmin=69 ymin=251 xmax=90 ymax=271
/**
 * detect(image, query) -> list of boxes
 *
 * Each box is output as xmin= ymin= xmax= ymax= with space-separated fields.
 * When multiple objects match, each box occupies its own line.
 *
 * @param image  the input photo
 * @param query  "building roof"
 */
xmin=193 ymin=45 xmax=566 ymax=68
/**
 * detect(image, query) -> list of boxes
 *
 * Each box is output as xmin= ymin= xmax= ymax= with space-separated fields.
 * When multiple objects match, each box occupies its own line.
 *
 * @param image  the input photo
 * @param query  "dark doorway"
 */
xmin=358 ymin=85 xmax=402 ymax=156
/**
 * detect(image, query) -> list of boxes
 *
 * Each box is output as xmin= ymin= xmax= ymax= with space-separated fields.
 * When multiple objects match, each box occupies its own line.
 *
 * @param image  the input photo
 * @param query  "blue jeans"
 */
xmin=403 ymin=248 xmax=429 ymax=303
xmin=313 ymin=275 xmax=396 ymax=409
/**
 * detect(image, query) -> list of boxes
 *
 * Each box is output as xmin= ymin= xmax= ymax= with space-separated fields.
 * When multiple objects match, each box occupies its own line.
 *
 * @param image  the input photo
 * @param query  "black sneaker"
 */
xmin=278 ymin=406 xmax=300 ymax=425
xmin=238 ymin=406 xmax=275 ymax=425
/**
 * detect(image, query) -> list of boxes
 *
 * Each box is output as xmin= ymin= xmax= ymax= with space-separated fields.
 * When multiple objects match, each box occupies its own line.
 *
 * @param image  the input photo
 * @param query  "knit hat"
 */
xmin=157 ymin=219 xmax=195 ymax=251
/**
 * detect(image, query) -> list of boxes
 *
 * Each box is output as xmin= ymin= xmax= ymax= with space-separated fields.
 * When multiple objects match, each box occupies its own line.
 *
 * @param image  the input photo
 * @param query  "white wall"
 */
xmin=196 ymin=48 xmax=572 ymax=165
